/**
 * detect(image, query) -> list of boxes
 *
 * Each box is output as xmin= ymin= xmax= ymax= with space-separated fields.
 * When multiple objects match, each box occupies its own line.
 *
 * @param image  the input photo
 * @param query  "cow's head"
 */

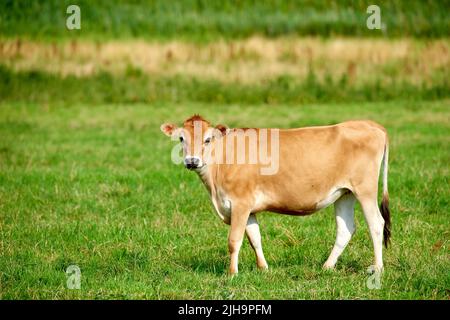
xmin=161 ymin=115 xmax=227 ymax=170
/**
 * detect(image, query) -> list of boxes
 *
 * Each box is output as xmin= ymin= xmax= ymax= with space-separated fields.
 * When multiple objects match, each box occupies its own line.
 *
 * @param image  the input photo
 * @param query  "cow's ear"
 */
xmin=214 ymin=124 xmax=228 ymax=137
xmin=160 ymin=123 xmax=177 ymax=137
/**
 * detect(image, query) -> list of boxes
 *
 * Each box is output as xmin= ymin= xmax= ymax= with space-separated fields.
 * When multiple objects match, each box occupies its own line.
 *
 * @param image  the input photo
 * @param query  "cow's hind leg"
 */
xmin=358 ymin=196 xmax=385 ymax=272
xmin=246 ymin=214 xmax=268 ymax=270
xmin=323 ymin=192 xmax=356 ymax=269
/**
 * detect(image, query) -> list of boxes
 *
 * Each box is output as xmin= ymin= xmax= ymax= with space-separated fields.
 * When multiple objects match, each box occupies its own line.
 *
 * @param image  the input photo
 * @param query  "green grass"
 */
xmin=0 ymin=99 xmax=449 ymax=299
xmin=1 ymin=0 xmax=448 ymax=301
xmin=0 ymin=65 xmax=448 ymax=106
xmin=1 ymin=0 xmax=449 ymax=41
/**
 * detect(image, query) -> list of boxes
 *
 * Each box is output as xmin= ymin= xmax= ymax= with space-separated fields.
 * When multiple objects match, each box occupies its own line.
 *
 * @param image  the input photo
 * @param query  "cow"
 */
xmin=160 ymin=115 xmax=391 ymax=275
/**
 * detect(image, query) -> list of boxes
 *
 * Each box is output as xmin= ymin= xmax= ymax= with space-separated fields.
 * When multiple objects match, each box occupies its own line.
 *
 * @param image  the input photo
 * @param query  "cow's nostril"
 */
xmin=184 ymin=157 xmax=200 ymax=169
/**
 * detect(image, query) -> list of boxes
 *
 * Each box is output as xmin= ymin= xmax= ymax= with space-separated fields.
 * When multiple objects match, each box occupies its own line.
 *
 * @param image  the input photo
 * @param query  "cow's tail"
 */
xmin=380 ymin=141 xmax=391 ymax=248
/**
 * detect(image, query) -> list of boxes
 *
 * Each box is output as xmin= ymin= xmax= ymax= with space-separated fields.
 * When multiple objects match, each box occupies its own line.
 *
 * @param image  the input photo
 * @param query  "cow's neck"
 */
xmin=196 ymin=164 xmax=216 ymax=197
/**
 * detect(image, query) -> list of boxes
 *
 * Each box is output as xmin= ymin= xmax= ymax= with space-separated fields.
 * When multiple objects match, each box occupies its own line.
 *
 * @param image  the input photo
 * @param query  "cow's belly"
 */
xmin=254 ymin=186 xmax=349 ymax=215
xmin=210 ymin=184 xmax=350 ymax=221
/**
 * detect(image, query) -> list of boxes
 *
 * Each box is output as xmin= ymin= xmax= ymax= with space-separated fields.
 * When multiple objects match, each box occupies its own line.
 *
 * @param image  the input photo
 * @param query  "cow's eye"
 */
xmin=204 ymin=137 xmax=211 ymax=144
xmin=179 ymin=136 xmax=184 ymax=143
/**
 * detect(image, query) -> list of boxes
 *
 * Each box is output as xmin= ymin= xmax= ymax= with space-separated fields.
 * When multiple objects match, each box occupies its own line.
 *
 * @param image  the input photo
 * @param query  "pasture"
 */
xmin=1 ymin=99 xmax=448 ymax=299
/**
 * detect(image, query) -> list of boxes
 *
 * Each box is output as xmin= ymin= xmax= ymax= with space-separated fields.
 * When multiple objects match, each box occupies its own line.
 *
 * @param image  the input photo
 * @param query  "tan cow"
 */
xmin=161 ymin=115 xmax=391 ymax=275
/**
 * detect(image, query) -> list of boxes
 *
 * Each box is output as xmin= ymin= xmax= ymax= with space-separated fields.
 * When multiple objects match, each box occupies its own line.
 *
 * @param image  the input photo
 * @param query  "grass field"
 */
xmin=0 ymin=0 xmax=449 ymax=300
xmin=1 ymin=100 xmax=449 ymax=299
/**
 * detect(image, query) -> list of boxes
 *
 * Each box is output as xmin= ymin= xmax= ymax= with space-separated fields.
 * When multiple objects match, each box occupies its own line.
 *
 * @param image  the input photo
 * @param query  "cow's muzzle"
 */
xmin=184 ymin=157 xmax=201 ymax=170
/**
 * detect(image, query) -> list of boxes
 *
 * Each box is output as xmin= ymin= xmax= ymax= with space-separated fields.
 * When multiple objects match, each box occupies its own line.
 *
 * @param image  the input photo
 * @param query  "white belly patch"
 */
xmin=315 ymin=188 xmax=347 ymax=210
xmin=211 ymin=191 xmax=232 ymax=224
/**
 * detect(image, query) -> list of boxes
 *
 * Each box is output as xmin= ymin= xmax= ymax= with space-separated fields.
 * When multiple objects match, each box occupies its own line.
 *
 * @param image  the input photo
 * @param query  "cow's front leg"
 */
xmin=228 ymin=203 xmax=251 ymax=275
xmin=246 ymin=214 xmax=268 ymax=270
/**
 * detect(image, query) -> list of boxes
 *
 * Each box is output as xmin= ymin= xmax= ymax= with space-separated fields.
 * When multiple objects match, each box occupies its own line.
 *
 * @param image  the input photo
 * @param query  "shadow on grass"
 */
xmin=337 ymin=259 xmax=366 ymax=274
xmin=175 ymin=239 xmax=367 ymax=277
xmin=178 ymin=250 xmax=228 ymax=276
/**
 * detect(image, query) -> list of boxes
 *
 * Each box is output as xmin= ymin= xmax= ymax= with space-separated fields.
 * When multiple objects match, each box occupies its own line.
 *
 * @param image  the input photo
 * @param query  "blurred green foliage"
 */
xmin=0 ymin=66 xmax=448 ymax=105
xmin=1 ymin=0 xmax=449 ymax=40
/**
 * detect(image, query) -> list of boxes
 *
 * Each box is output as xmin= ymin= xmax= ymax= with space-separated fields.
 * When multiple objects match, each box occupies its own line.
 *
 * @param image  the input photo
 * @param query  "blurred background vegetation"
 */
xmin=0 ymin=0 xmax=449 ymax=105
xmin=1 ymin=0 xmax=449 ymax=40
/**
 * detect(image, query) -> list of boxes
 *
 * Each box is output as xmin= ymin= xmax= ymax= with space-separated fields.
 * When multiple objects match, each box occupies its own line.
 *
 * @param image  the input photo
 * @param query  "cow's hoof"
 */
xmin=322 ymin=262 xmax=335 ymax=270
xmin=258 ymin=264 xmax=269 ymax=272
xmin=366 ymin=265 xmax=383 ymax=274
xmin=257 ymin=261 xmax=269 ymax=270
xmin=228 ymin=270 xmax=238 ymax=277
